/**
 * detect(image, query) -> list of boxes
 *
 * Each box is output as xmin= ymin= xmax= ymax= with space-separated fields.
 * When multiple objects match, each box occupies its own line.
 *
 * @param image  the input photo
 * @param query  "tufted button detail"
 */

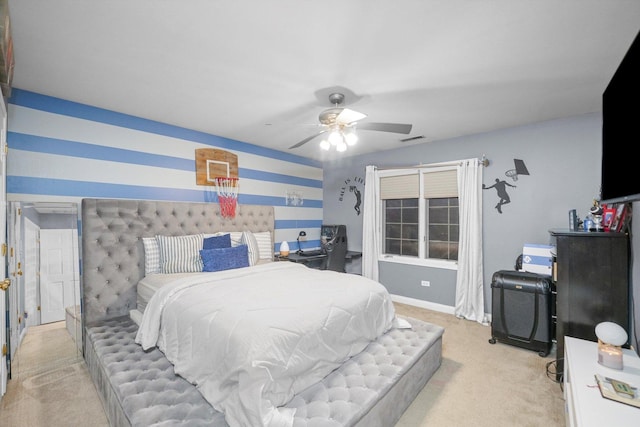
xmin=85 ymin=200 xmax=275 ymax=328
xmin=87 ymin=316 xmax=442 ymax=427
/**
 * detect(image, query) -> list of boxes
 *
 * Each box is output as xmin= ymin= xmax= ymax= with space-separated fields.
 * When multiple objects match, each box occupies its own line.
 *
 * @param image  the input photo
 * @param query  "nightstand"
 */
xmin=564 ymin=336 xmax=640 ymax=426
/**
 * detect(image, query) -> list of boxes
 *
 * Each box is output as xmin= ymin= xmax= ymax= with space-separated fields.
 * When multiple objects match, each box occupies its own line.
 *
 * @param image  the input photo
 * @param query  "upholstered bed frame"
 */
xmin=81 ymin=198 xmax=444 ymax=426
xmin=81 ymin=198 xmax=275 ymax=327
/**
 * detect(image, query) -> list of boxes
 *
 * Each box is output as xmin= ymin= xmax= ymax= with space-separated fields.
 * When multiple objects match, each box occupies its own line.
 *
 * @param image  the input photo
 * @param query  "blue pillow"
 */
xmin=203 ymin=234 xmax=232 ymax=250
xmin=200 ymin=245 xmax=249 ymax=272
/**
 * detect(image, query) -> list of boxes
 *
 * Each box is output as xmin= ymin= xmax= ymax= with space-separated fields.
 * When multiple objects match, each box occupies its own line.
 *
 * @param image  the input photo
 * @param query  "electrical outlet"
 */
xmin=421 ymin=280 xmax=430 ymax=287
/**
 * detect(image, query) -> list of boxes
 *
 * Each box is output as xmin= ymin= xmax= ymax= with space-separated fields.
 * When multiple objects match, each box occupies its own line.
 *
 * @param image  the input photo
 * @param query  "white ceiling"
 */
xmin=7 ymin=1 xmax=640 ymax=162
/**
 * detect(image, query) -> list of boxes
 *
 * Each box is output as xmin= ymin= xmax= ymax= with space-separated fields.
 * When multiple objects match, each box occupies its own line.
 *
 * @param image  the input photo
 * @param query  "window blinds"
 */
xmin=380 ymin=174 xmax=419 ymax=199
xmin=380 ymin=169 xmax=457 ymax=199
xmin=423 ymin=169 xmax=457 ymax=198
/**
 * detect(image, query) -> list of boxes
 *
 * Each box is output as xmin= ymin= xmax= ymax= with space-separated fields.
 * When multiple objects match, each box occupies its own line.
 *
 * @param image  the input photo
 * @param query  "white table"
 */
xmin=564 ymin=336 xmax=640 ymax=426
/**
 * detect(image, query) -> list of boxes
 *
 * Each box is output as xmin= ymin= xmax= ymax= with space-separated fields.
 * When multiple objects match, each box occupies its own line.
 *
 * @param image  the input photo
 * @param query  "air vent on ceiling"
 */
xmin=400 ymin=135 xmax=425 ymax=142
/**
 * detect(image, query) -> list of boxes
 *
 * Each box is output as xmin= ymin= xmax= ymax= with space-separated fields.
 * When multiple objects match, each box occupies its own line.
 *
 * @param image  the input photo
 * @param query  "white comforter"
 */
xmin=135 ymin=262 xmax=396 ymax=427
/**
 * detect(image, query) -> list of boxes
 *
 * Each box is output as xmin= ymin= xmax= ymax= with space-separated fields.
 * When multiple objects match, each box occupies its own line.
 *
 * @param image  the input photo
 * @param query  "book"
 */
xmin=610 ymin=203 xmax=626 ymax=232
xmin=595 ymin=374 xmax=640 ymax=408
xmin=617 ymin=204 xmax=632 ymax=233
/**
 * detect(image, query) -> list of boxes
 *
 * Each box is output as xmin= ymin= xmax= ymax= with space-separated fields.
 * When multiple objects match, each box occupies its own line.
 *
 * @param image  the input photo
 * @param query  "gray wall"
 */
xmin=323 ymin=113 xmax=604 ymax=315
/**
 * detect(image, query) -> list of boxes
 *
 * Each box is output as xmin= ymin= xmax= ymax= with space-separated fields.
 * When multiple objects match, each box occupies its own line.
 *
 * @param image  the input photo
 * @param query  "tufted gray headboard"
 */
xmin=81 ymin=198 xmax=275 ymax=328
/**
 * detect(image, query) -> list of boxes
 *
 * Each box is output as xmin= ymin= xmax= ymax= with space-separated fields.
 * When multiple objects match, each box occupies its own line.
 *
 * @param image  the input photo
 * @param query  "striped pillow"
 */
xmin=253 ymin=231 xmax=273 ymax=262
xmin=229 ymin=231 xmax=243 ymax=247
xmin=142 ymin=237 xmax=161 ymax=275
xmin=241 ymin=231 xmax=259 ymax=266
xmin=156 ymin=234 xmax=204 ymax=273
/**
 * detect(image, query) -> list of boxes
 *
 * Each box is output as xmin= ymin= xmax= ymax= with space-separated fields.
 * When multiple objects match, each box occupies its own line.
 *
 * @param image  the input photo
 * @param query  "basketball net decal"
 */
xmin=215 ymin=177 xmax=239 ymax=218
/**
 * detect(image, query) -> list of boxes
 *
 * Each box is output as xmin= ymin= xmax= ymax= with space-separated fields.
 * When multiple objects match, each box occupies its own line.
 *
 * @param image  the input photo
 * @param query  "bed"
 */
xmin=81 ymin=198 xmax=444 ymax=427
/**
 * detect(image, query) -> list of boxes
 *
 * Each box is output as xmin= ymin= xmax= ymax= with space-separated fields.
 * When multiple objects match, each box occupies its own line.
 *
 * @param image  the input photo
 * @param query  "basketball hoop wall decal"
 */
xmin=483 ymin=158 xmax=530 ymax=214
xmin=505 ymin=159 xmax=529 ymax=182
xmin=195 ymin=148 xmax=240 ymax=218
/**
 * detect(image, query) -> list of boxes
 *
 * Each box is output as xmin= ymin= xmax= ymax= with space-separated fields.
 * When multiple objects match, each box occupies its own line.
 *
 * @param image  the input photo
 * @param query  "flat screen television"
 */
xmin=600 ymin=29 xmax=640 ymax=204
xmin=601 ymin=29 xmax=640 ymax=360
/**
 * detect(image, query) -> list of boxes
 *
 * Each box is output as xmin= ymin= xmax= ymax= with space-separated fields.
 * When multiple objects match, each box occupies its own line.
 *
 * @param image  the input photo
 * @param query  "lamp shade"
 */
xmin=595 ymin=322 xmax=628 ymax=346
xmin=280 ymin=240 xmax=290 ymax=256
xmin=595 ymin=322 xmax=627 ymax=370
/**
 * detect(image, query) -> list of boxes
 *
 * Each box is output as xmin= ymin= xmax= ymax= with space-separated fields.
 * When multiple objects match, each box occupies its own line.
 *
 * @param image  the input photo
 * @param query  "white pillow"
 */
xmin=156 ymin=234 xmax=204 ymax=273
xmin=241 ymin=231 xmax=259 ymax=266
xmin=142 ymin=237 xmax=161 ymax=275
xmin=252 ymin=231 xmax=273 ymax=262
xmin=203 ymin=232 xmax=228 ymax=238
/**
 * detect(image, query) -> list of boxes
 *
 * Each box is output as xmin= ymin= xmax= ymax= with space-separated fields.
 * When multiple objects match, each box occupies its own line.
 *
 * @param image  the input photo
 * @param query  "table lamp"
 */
xmin=595 ymin=321 xmax=627 ymax=370
xmin=280 ymin=240 xmax=290 ymax=257
xmin=297 ymin=231 xmax=306 ymax=254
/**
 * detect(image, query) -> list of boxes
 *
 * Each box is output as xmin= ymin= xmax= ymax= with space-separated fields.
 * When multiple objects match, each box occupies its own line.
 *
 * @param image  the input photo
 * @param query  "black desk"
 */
xmin=277 ymin=251 xmax=361 ymax=268
xmin=345 ymin=250 xmax=362 ymax=260
xmin=280 ymin=252 xmax=326 ymax=263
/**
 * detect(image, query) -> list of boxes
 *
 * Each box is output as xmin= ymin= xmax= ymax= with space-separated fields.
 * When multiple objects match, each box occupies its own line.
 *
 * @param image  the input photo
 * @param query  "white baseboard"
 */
xmin=390 ymin=294 xmax=492 ymax=324
xmin=390 ymin=294 xmax=455 ymax=315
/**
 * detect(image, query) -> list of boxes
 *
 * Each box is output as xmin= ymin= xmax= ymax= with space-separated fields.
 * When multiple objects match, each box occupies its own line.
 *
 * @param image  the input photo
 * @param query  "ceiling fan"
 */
xmin=289 ymin=92 xmax=413 ymax=151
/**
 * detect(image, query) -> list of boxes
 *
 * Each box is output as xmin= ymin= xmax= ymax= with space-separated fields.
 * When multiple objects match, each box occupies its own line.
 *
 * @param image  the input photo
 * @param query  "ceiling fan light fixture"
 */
xmin=344 ymin=131 xmax=358 ymax=146
xmin=289 ymin=91 xmax=413 ymax=152
xmin=328 ymin=130 xmax=342 ymax=145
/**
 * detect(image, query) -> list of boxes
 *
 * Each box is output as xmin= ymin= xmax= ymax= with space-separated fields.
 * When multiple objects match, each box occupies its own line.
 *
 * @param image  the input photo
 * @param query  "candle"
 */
xmin=598 ymin=340 xmax=623 ymax=370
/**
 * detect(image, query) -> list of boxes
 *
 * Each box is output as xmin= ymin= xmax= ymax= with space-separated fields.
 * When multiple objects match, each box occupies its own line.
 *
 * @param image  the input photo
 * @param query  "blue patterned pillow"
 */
xmin=203 ymin=234 xmax=231 ymax=249
xmin=200 ymin=245 xmax=249 ymax=272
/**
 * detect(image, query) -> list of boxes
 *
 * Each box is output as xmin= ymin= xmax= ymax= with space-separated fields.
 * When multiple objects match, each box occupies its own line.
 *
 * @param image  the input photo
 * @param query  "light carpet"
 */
xmin=0 ymin=321 xmax=109 ymax=427
xmin=0 ymin=303 xmax=565 ymax=426
xmin=393 ymin=303 xmax=564 ymax=427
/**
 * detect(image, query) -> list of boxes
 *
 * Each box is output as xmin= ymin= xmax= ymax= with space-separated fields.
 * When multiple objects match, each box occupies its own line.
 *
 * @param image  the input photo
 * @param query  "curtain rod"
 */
xmin=374 ymin=155 xmax=490 ymax=171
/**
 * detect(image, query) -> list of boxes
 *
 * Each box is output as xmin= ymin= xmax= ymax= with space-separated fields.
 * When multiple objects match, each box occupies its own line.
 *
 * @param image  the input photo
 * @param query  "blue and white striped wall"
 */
xmin=6 ymin=89 xmax=323 ymax=252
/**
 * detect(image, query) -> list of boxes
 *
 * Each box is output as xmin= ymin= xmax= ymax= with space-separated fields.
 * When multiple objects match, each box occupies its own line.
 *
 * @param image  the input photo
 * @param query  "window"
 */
xmin=380 ymin=168 xmax=458 ymax=263
xmin=384 ymin=198 xmax=419 ymax=256
xmin=426 ymin=197 xmax=458 ymax=260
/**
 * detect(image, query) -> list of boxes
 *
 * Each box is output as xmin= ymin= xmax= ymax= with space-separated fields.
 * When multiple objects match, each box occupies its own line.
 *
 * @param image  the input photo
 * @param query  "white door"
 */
xmin=0 ymin=89 xmax=8 ymax=397
xmin=7 ymin=203 xmax=22 ymax=357
xmin=40 ymin=229 xmax=78 ymax=324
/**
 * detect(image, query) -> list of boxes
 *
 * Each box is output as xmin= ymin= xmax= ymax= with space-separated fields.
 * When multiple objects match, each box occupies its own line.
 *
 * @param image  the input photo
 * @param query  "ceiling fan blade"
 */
xmin=337 ymin=108 xmax=367 ymax=124
xmin=358 ymin=122 xmax=413 ymax=134
xmin=289 ymin=130 xmax=328 ymax=149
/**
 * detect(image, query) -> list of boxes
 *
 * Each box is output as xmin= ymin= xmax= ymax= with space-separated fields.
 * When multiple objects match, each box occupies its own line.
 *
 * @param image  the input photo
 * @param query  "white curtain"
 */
xmin=454 ymin=159 xmax=485 ymax=323
xmin=362 ymin=165 xmax=380 ymax=281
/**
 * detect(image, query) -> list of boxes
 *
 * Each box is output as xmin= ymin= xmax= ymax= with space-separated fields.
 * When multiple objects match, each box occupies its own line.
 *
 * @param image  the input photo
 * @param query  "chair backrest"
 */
xmin=322 ymin=225 xmax=348 ymax=272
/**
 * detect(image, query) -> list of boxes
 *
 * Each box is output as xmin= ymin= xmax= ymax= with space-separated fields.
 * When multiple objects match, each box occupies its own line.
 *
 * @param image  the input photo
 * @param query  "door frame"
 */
xmin=39 ymin=228 xmax=79 ymax=324
xmin=1 ymin=93 xmax=8 ymax=397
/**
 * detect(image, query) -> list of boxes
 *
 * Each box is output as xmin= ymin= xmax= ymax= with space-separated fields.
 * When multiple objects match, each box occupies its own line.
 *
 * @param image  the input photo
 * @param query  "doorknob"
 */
xmin=0 ymin=278 xmax=10 ymax=291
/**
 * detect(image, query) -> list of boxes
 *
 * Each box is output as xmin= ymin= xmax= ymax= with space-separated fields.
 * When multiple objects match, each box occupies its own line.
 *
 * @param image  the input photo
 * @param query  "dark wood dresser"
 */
xmin=549 ymin=230 xmax=630 ymax=380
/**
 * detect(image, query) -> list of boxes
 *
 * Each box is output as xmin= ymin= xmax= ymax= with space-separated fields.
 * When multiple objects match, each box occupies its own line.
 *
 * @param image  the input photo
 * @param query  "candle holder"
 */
xmin=595 ymin=322 xmax=627 ymax=370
